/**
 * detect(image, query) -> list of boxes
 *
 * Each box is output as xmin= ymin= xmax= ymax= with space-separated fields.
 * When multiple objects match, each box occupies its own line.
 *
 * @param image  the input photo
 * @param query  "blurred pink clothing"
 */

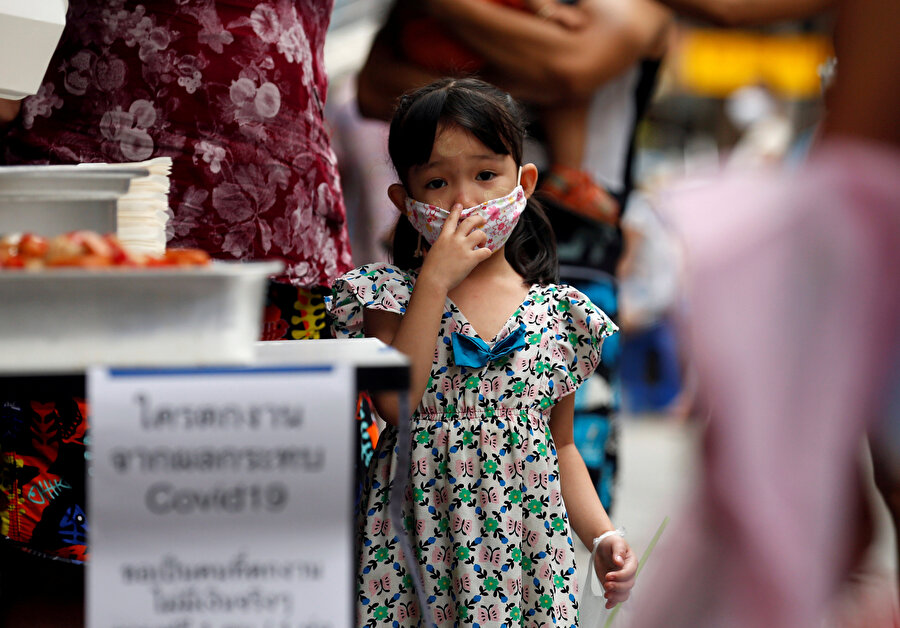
xmin=632 ymin=138 xmax=900 ymax=628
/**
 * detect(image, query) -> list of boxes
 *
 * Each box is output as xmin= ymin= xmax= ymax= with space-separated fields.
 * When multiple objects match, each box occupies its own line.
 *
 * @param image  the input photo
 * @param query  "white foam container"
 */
xmin=0 ymin=1 xmax=67 ymax=100
xmin=0 ymin=260 xmax=282 ymax=372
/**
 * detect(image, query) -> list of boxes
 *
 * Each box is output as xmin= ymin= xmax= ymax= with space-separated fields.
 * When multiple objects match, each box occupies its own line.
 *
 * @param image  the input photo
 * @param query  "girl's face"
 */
xmin=405 ymin=123 xmax=522 ymax=209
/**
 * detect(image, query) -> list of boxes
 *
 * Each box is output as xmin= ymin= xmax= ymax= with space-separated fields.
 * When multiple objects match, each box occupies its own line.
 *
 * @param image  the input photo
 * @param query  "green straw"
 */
xmin=603 ymin=516 xmax=670 ymax=628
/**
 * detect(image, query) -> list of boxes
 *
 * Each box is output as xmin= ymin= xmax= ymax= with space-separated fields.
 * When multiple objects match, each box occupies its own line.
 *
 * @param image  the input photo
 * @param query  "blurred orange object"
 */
xmin=539 ymin=164 xmax=620 ymax=224
xmin=0 ymin=231 xmax=211 ymax=269
xmin=157 ymin=248 xmax=212 ymax=266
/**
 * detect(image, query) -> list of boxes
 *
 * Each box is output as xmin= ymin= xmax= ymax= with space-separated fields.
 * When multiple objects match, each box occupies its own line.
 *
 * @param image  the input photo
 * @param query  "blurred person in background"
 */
xmin=615 ymin=191 xmax=684 ymax=416
xmin=348 ymin=0 xmax=672 ymax=514
xmin=625 ymin=0 xmax=900 ymax=625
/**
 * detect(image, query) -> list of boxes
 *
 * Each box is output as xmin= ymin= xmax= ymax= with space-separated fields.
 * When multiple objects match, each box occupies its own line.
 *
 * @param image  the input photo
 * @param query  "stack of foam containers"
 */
xmin=80 ymin=157 xmax=173 ymax=257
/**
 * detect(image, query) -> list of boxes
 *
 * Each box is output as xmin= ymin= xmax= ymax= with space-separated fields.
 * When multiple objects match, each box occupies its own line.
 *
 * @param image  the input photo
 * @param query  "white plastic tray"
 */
xmin=0 ymin=260 xmax=282 ymax=372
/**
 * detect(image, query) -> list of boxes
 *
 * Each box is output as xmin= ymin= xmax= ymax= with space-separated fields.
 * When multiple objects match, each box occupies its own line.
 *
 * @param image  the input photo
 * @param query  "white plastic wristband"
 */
xmin=592 ymin=527 xmax=625 ymax=549
xmin=582 ymin=528 xmax=627 ymax=605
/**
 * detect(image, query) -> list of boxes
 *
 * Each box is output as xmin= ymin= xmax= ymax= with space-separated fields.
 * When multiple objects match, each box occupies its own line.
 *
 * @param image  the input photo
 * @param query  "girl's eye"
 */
xmin=425 ymin=179 xmax=446 ymax=190
xmin=476 ymin=171 xmax=496 ymax=181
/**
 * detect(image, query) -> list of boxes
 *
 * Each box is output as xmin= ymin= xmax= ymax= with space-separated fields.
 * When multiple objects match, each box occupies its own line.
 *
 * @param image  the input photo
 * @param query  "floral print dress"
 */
xmin=3 ymin=0 xmax=352 ymax=288
xmin=330 ymin=263 xmax=617 ymax=627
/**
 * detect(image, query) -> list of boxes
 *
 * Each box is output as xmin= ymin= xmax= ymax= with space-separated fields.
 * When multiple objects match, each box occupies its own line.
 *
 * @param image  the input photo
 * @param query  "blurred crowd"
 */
xmin=1 ymin=0 xmax=897 ymax=626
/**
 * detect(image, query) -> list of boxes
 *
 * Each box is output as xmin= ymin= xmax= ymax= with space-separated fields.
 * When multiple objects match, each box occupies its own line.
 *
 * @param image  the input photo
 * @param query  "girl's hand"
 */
xmin=419 ymin=204 xmax=492 ymax=291
xmin=594 ymin=534 xmax=637 ymax=609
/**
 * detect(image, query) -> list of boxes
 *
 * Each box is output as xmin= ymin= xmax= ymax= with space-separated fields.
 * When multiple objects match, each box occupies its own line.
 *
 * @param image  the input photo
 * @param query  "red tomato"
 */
xmin=66 ymin=230 xmax=113 ymax=258
xmin=18 ymin=234 xmax=48 ymax=259
xmin=1 ymin=254 xmax=25 ymax=268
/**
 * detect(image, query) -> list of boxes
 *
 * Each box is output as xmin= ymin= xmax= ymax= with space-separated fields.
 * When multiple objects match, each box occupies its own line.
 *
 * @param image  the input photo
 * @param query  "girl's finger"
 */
xmin=458 ymin=212 xmax=486 ymax=235
xmin=606 ymin=589 xmax=631 ymax=604
xmin=607 ymin=539 xmax=632 ymax=569
xmin=618 ymin=555 xmax=638 ymax=580
xmin=472 ymin=246 xmax=493 ymax=263
xmin=441 ymin=204 xmax=464 ymax=234
xmin=467 ymin=228 xmax=488 ymax=248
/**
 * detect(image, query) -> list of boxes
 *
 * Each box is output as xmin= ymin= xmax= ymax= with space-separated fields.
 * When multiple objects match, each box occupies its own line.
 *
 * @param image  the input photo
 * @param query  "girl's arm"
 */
xmin=363 ymin=279 xmax=449 ymax=425
xmin=551 ymin=392 xmax=637 ymax=607
xmin=364 ymin=207 xmax=491 ymax=425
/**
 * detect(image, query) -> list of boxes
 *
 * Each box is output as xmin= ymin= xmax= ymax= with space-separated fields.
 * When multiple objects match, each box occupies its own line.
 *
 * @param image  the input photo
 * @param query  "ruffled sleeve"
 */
xmin=551 ymin=286 xmax=618 ymax=399
xmin=327 ymin=263 xmax=414 ymax=338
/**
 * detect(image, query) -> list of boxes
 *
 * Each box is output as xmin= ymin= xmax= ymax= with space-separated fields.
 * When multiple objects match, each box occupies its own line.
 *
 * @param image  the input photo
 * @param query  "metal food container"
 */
xmin=0 ymin=165 xmax=149 ymax=237
xmin=0 ymin=261 xmax=282 ymax=372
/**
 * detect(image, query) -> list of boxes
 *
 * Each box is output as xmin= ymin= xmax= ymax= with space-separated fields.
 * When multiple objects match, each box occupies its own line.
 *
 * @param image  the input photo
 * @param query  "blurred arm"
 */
xmin=0 ymin=98 xmax=21 ymax=125
xmin=822 ymin=0 xmax=900 ymax=147
xmin=425 ymin=0 xmax=672 ymax=103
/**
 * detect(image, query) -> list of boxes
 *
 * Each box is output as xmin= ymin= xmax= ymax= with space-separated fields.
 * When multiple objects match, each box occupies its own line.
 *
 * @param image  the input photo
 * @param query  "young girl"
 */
xmin=330 ymin=78 xmax=636 ymax=626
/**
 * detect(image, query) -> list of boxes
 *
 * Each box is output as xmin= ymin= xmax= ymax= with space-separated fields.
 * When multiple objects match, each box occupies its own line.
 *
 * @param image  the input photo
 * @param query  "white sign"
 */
xmin=87 ymin=364 xmax=355 ymax=628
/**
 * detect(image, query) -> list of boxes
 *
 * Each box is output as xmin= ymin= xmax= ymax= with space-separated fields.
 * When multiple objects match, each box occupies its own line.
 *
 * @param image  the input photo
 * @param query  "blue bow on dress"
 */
xmin=451 ymin=324 xmax=527 ymax=368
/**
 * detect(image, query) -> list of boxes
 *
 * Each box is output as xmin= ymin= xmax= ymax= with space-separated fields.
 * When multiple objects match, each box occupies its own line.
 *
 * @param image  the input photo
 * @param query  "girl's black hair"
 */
xmin=388 ymin=77 xmax=559 ymax=285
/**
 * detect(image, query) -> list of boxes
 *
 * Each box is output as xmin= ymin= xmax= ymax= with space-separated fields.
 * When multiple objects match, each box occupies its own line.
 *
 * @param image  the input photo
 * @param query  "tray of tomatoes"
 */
xmin=0 ymin=231 xmax=282 ymax=372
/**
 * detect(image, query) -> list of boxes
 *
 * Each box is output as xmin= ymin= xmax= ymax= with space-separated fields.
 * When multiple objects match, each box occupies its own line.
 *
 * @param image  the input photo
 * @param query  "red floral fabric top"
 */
xmin=2 ymin=0 xmax=352 ymax=287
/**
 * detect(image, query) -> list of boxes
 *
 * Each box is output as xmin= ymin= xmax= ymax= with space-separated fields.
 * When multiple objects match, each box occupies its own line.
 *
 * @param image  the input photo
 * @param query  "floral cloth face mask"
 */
xmin=404 ymin=168 xmax=526 ymax=252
